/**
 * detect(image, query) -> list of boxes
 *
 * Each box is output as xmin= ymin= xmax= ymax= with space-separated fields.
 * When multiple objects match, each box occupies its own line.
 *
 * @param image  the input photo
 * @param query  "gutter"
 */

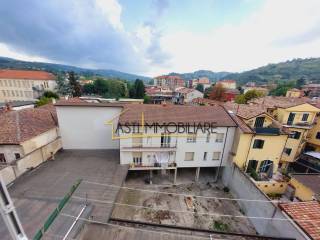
xmin=214 ymin=127 xmax=229 ymax=182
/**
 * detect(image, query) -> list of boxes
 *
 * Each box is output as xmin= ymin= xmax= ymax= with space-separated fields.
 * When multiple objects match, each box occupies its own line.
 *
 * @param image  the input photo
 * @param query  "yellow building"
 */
xmin=0 ymin=69 xmax=56 ymax=102
xmin=306 ymin=114 xmax=320 ymax=151
xmin=286 ymin=88 xmax=303 ymax=98
xmin=226 ymin=103 xmax=288 ymax=176
xmin=289 ymin=174 xmax=320 ymax=201
xmin=249 ymin=97 xmax=320 ymax=169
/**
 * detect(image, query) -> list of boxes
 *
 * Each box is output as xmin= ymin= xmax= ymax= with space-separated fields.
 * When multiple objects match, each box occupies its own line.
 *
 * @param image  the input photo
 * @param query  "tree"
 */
xmin=143 ymin=95 xmax=151 ymax=104
xmin=195 ymin=84 xmax=204 ymax=93
xmin=269 ymin=82 xmax=295 ymax=96
xmin=82 ymin=83 xmax=95 ymax=95
xmin=296 ymin=77 xmax=306 ymax=89
xmin=43 ymin=91 xmax=59 ymax=99
xmin=94 ymin=78 xmax=109 ymax=95
xmin=235 ymin=90 xmax=264 ymax=104
xmin=68 ymin=71 xmax=82 ymax=97
xmin=36 ymin=97 xmax=52 ymax=107
xmin=130 ymin=79 xmax=145 ymax=99
xmin=55 ymin=73 xmax=71 ymax=95
xmin=209 ymin=83 xmax=225 ymax=101
xmin=204 ymin=85 xmax=213 ymax=98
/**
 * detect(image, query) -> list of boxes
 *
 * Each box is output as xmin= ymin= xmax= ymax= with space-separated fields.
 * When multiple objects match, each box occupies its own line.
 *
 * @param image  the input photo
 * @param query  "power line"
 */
xmin=71 ymin=195 xmax=319 ymax=224
xmin=59 ymin=212 xmax=219 ymax=240
xmin=82 ymin=180 xmax=283 ymax=203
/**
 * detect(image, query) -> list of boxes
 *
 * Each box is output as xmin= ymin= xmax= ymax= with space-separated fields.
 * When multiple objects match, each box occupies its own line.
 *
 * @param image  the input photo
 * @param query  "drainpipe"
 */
xmin=214 ymin=127 xmax=229 ymax=182
xmin=244 ymin=134 xmax=255 ymax=171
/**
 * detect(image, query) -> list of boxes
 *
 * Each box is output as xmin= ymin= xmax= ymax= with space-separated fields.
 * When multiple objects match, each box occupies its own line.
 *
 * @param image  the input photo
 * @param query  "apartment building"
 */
xmin=0 ymin=69 xmax=56 ymax=102
xmin=217 ymin=79 xmax=236 ymax=89
xmin=118 ymin=104 xmax=236 ymax=182
xmin=153 ymin=75 xmax=185 ymax=90
xmin=173 ymin=87 xmax=203 ymax=104
xmin=225 ymin=103 xmax=288 ymax=176
xmin=0 ymin=104 xmax=62 ymax=184
xmin=250 ymin=96 xmax=320 ymax=169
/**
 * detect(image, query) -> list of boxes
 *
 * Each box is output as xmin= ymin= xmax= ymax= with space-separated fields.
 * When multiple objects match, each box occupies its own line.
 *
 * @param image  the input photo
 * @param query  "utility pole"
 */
xmin=0 ymin=175 xmax=28 ymax=240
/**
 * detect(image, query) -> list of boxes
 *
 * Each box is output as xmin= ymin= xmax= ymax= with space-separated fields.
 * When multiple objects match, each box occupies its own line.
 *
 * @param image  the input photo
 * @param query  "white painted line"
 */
xmin=62 ymin=205 xmax=86 ymax=240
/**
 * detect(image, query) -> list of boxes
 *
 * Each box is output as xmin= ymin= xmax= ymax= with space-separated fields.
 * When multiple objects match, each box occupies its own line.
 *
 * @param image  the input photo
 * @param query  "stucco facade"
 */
xmin=56 ymin=105 xmax=123 ymax=149
xmin=119 ymin=126 xmax=235 ymax=169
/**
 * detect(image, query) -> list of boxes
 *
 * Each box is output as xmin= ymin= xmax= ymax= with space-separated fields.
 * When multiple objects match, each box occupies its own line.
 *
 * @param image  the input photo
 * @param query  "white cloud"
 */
xmin=95 ymin=0 xmax=123 ymax=30
xmin=148 ymin=0 xmax=320 ymax=76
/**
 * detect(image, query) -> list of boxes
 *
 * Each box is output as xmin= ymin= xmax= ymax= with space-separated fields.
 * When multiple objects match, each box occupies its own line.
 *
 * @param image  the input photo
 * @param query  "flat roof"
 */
xmin=291 ymin=173 xmax=320 ymax=194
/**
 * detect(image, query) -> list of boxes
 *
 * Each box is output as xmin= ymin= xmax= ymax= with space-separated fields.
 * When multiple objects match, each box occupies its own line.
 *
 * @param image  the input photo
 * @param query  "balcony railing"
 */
xmin=254 ymin=127 xmax=280 ymax=135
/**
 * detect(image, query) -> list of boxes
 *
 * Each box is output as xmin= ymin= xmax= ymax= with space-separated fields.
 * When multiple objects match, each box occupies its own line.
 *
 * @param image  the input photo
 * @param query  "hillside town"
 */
xmin=0 ymin=68 xmax=319 ymax=240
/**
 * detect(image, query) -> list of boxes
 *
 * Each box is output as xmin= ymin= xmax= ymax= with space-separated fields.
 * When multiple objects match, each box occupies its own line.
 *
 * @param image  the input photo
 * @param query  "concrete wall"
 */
xmin=21 ymin=128 xmax=59 ymax=155
xmin=0 ymin=166 xmax=16 ymax=185
xmin=0 ymin=138 xmax=62 ymax=185
xmin=56 ymin=106 xmax=122 ymax=149
xmin=0 ymin=145 xmax=24 ymax=163
xmin=221 ymin=164 xmax=309 ymax=240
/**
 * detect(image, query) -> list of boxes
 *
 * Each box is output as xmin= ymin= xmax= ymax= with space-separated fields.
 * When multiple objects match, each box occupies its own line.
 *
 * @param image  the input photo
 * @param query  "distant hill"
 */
xmin=0 ymin=57 xmax=151 ymax=81
xmin=167 ymin=70 xmax=231 ymax=82
xmin=222 ymin=58 xmax=320 ymax=85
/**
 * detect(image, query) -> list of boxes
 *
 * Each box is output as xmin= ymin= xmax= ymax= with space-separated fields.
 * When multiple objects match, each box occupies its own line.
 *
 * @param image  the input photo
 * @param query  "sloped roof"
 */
xmin=279 ymin=201 xmax=320 ymax=240
xmin=119 ymin=104 xmax=237 ymax=126
xmin=249 ymin=96 xmax=311 ymax=109
xmin=291 ymin=174 xmax=320 ymax=195
xmin=223 ymin=102 xmax=268 ymax=119
xmin=0 ymin=69 xmax=55 ymax=80
xmin=0 ymin=104 xmax=58 ymax=144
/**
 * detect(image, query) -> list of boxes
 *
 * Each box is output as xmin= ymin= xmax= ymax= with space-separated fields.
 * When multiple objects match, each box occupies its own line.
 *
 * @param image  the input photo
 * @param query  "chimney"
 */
xmin=5 ymin=102 xmax=12 ymax=112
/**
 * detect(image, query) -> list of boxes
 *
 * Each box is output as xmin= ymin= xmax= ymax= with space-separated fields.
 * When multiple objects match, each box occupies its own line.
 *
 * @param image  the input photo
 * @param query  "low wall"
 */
xmin=1 ymin=138 xmax=62 ymax=185
xmin=0 ymin=166 xmax=16 ymax=185
xmin=255 ymin=180 xmax=288 ymax=195
xmin=221 ymin=164 xmax=308 ymax=240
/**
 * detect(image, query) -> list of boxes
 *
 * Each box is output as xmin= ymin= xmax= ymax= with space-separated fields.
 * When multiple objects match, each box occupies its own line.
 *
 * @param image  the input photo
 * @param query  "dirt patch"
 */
xmin=112 ymin=180 xmax=256 ymax=234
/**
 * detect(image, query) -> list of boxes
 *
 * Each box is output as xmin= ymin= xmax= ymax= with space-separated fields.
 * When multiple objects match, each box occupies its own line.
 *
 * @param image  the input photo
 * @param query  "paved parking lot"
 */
xmin=0 ymin=150 xmax=128 ymax=240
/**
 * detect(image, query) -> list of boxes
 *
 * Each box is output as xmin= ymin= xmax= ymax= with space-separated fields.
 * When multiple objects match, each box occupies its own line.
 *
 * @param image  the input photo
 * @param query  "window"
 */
xmin=206 ymin=133 xmax=210 ymax=143
xmin=161 ymin=133 xmax=171 ymax=147
xmin=216 ymin=133 xmax=224 ymax=143
xmin=132 ymin=152 xmax=142 ymax=165
xmin=185 ymin=152 xmax=194 ymax=161
xmin=254 ymin=117 xmax=265 ymax=128
xmin=203 ymin=152 xmax=207 ymax=161
xmin=212 ymin=152 xmax=221 ymax=160
xmin=287 ymin=113 xmax=295 ymax=125
xmin=302 ymin=113 xmax=309 ymax=121
xmin=0 ymin=153 xmax=6 ymax=163
xmin=289 ymin=131 xmax=301 ymax=140
xmin=246 ymin=160 xmax=258 ymax=173
xmin=2 ymin=90 xmax=6 ymax=97
xmin=284 ymin=148 xmax=292 ymax=156
xmin=187 ymin=134 xmax=196 ymax=143
xmin=316 ymin=132 xmax=320 ymax=140
xmin=14 ymin=153 xmax=21 ymax=160
xmin=253 ymin=139 xmax=264 ymax=149
xmin=259 ymin=160 xmax=273 ymax=173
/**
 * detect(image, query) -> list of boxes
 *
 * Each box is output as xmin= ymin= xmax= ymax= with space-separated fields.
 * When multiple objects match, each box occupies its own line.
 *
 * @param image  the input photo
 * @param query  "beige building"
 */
xmin=0 ymin=69 xmax=57 ymax=102
xmin=0 ymin=104 xmax=62 ymax=184
xmin=286 ymin=88 xmax=304 ymax=98
xmin=217 ymin=79 xmax=236 ymax=89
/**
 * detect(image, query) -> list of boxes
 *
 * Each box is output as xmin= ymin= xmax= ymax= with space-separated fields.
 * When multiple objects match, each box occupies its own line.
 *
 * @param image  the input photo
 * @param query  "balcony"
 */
xmin=121 ymin=142 xmax=177 ymax=152
xmin=254 ymin=127 xmax=280 ymax=135
xmin=129 ymin=161 xmax=177 ymax=170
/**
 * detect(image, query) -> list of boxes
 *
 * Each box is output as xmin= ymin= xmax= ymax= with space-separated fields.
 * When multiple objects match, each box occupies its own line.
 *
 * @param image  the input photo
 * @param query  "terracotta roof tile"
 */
xmin=249 ymin=96 xmax=311 ymax=109
xmin=279 ymin=201 xmax=320 ymax=240
xmin=0 ymin=69 xmax=55 ymax=80
xmin=0 ymin=105 xmax=58 ymax=144
xmin=119 ymin=104 xmax=237 ymax=126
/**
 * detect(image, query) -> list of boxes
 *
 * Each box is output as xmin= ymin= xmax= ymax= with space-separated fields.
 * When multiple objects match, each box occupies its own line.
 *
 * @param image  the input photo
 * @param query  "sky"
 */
xmin=0 ymin=0 xmax=320 ymax=77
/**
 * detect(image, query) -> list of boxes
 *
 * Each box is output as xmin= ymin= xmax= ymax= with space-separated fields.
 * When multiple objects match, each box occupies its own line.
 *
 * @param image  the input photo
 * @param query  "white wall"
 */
xmin=56 ymin=106 xmax=122 ymax=149
xmin=119 ymin=126 xmax=235 ymax=168
xmin=185 ymin=90 xmax=204 ymax=103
